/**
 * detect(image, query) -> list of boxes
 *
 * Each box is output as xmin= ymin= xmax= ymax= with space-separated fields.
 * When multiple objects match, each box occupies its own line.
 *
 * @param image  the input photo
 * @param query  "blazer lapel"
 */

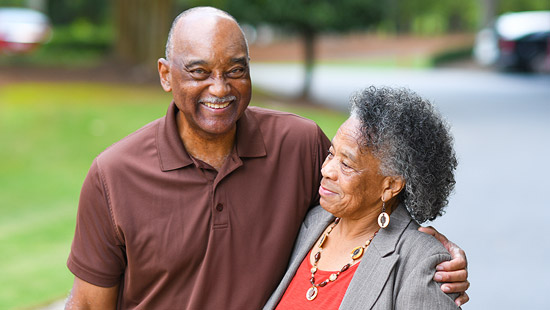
xmin=263 ymin=206 xmax=334 ymax=309
xmin=288 ymin=206 xmax=335 ymax=272
xmin=340 ymin=206 xmax=412 ymax=310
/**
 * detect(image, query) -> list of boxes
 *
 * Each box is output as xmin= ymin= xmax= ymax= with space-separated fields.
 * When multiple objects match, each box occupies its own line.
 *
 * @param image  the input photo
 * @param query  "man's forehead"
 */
xmin=171 ymin=15 xmax=247 ymax=61
xmin=176 ymin=11 xmax=234 ymax=35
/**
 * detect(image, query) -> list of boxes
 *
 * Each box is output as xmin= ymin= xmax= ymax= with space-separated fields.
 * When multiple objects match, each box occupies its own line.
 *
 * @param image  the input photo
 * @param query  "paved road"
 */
xmin=251 ymin=63 xmax=550 ymax=310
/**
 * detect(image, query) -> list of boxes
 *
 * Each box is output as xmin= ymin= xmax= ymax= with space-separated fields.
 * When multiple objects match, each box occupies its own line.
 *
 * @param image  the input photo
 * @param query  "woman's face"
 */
xmin=319 ymin=117 xmax=387 ymax=220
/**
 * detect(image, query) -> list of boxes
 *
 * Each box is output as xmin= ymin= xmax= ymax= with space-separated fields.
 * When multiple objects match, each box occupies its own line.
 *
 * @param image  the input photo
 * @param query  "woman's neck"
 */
xmin=336 ymin=199 xmax=399 ymax=242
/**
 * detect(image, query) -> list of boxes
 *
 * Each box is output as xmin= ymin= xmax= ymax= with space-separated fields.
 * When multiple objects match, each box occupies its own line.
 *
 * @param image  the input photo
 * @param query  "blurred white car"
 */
xmin=473 ymin=11 xmax=550 ymax=73
xmin=0 ymin=7 xmax=52 ymax=54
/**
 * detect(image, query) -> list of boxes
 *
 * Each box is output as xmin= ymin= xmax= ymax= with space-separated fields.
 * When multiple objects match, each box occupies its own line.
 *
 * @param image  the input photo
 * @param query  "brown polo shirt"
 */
xmin=67 ymin=102 xmax=331 ymax=309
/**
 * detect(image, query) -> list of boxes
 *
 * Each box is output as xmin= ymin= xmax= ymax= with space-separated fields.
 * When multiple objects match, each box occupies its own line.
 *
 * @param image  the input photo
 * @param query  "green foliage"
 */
xmin=431 ymin=46 xmax=474 ymax=66
xmin=0 ymin=0 xmax=25 ymax=7
xmin=45 ymin=0 xmax=111 ymax=25
xmin=379 ymin=0 xmax=479 ymax=34
xmin=498 ymin=0 xmax=550 ymax=14
xmin=44 ymin=21 xmax=113 ymax=52
xmin=225 ymin=0 xmax=383 ymax=33
xmin=0 ymin=81 xmax=345 ymax=309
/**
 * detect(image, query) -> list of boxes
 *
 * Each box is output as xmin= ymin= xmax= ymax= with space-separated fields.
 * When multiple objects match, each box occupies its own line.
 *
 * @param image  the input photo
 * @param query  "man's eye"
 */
xmin=227 ymin=67 xmax=245 ymax=78
xmin=191 ymin=69 xmax=207 ymax=75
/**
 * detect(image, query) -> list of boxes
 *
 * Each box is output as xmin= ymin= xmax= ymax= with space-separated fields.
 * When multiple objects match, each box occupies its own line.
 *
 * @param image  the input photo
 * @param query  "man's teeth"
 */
xmin=203 ymin=101 xmax=231 ymax=109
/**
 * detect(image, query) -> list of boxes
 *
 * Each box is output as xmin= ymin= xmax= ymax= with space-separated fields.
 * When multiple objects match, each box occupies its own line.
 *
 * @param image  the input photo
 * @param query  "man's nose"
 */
xmin=209 ymin=75 xmax=230 ymax=98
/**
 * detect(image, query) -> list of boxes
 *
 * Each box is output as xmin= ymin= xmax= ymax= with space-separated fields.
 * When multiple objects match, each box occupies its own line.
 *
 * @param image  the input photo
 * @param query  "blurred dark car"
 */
xmin=0 ymin=7 xmax=51 ymax=54
xmin=474 ymin=11 xmax=550 ymax=73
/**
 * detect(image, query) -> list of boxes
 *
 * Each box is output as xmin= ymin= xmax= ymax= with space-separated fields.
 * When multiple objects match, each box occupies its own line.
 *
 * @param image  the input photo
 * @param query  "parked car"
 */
xmin=473 ymin=11 xmax=550 ymax=73
xmin=0 ymin=7 xmax=51 ymax=54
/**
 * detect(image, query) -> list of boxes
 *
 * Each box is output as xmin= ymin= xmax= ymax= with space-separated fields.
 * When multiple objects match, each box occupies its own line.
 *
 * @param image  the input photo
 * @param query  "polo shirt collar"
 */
xmin=157 ymin=102 xmax=266 ymax=171
xmin=235 ymin=108 xmax=267 ymax=158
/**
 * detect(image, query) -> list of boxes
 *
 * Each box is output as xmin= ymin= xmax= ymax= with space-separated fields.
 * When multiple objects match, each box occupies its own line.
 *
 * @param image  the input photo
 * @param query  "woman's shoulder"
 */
xmin=387 ymin=206 xmax=450 ymax=260
xmin=396 ymin=222 xmax=451 ymax=261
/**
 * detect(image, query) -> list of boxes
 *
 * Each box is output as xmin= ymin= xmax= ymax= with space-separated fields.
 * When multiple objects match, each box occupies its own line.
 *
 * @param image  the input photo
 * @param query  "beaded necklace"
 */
xmin=306 ymin=218 xmax=379 ymax=301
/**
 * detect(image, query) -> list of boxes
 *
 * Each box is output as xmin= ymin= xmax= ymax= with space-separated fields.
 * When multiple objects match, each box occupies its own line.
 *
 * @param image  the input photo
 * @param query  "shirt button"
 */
xmin=216 ymin=203 xmax=224 ymax=212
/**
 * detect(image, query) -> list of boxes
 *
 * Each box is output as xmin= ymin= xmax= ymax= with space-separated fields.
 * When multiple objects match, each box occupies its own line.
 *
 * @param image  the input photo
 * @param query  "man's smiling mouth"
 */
xmin=202 ymin=101 xmax=231 ymax=109
xmin=199 ymin=96 xmax=236 ymax=109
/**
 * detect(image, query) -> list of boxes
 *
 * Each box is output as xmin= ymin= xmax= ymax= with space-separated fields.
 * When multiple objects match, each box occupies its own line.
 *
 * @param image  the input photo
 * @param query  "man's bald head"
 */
xmin=164 ymin=7 xmax=248 ymax=61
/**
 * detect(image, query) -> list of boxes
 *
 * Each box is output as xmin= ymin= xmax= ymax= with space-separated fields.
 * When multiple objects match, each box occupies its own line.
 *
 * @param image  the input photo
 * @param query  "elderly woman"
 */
xmin=265 ymin=86 xmax=461 ymax=309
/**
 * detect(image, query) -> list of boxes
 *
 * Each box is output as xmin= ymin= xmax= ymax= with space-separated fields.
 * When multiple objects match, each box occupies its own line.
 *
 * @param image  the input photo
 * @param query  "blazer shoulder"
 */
xmin=396 ymin=222 xmax=450 ymax=260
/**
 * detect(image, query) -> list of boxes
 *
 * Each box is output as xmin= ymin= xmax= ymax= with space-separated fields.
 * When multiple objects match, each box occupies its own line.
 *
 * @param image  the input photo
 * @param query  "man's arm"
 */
xmin=419 ymin=226 xmax=470 ymax=306
xmin=65 ymin=277 xmax=119 ymax=310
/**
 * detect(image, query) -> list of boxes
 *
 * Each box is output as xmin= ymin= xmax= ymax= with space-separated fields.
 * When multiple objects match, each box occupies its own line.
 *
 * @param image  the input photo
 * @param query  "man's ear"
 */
xmin=158 ymin=58 xmax=172 ymax=92
xmin=381 ymin=176 xmax=406 ymax=202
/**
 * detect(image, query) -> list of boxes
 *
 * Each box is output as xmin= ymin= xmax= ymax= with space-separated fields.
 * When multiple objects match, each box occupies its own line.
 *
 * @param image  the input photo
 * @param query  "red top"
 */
xmin=275 ymin=250 xmax=360 ymax=309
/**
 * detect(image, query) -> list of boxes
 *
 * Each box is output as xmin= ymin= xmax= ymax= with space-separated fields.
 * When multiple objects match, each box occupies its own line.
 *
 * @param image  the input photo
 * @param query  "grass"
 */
xmin=0 ymin=81 xmax=346 ymax=309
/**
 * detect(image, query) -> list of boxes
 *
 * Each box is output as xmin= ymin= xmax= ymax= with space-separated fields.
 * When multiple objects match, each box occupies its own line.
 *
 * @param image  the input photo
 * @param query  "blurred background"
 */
xmin=0 ymin=0 xmax=549 ymax=309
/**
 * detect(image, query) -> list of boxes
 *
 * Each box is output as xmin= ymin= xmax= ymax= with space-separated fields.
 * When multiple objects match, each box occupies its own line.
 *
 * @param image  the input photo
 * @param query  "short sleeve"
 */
xmin=67 ymin=159 xmax=126 ymax=287
xmin=310 ymin=125 xmax=331 ymax=207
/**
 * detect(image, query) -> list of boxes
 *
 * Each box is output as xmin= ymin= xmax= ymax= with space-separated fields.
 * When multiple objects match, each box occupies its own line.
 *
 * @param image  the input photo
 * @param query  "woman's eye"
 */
xmin=341 ymin=161 xmax=355 ymax=172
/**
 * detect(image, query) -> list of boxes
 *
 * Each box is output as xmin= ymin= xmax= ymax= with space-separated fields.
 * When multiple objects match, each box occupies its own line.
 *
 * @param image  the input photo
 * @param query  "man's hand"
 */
xmin=419 ymin=226 xmax=470 ymax=307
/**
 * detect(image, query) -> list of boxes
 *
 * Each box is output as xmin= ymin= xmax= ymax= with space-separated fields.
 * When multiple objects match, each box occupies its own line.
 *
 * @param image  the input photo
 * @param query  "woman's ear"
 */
xmin=381 ymin=176 xmax=405 ymax=202
xmin=158 ymin=58 xmax=172 ymax=92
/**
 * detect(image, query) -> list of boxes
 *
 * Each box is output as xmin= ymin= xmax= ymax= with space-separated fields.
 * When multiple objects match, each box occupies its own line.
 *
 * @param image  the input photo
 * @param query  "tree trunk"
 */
xmin=114 ymin=0 xmax=173 ymax=74
xmin=300 ymin=29 xmax=316 ymax=99
xmin=481 ymin=0 xmax=497 ymax=27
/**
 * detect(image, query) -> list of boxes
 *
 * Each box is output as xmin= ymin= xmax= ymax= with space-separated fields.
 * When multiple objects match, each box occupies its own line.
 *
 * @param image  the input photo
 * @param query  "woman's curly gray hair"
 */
xmin=350 ymin=86 xmax=457 ymax=223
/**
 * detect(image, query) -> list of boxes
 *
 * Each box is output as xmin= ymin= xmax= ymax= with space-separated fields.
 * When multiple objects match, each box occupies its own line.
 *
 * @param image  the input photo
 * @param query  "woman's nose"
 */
xmin=321 ymin=158 xmax=337 ymax=180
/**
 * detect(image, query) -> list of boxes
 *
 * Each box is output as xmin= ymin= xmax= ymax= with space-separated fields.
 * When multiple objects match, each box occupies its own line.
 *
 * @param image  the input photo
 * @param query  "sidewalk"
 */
xmin=36 ymin=299 xmax=65 ymax=310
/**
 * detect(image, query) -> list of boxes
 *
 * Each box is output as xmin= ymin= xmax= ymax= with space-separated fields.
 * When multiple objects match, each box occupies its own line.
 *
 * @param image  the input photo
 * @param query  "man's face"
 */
xmin=159 ymin=15 xmax=252 ymax=137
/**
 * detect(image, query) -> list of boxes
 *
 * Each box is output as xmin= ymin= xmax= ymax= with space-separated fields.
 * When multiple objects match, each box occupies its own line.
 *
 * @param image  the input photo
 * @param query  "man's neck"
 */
xmin=177 ymin=112 xmax=236 ymax=171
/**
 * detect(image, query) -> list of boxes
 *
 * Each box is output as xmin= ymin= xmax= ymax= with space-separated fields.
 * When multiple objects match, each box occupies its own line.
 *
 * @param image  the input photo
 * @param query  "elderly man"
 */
xmin=66 ymin=7 xmax=469 ymax=309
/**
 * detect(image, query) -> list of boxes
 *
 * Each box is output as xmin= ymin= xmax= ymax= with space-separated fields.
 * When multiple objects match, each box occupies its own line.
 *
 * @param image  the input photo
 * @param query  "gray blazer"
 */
xmin=264 ymin=205 xmax=459 ymax=309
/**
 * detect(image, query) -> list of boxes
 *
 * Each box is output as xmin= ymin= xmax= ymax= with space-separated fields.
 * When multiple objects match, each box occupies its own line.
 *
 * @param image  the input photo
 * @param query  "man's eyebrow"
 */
xmin=183 ymin=60 xmax=208 ymax=68
xmin=231 ymin=57 xmax=248 ymax=65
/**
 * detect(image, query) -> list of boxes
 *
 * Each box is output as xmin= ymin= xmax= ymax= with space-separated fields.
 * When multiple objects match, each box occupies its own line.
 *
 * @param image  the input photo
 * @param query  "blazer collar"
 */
xmin=340 ymin=205 xmax=413 ymax=310
xmin=290 ymin=206 xmax=334 ymax=266
xmin=370 ymin=205 xmax=412 ymax=257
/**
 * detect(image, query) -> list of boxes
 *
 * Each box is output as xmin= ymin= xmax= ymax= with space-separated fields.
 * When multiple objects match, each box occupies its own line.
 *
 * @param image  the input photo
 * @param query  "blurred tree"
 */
xmin=498 ymin=0 xmax=550 ymax=13
xmin=383 ymin=0 xmax=478 ymax=34
xmin=188 ymin=0 xmax=479 ymax=98
xmin=481 ymin=0 xmax=497 ymax=27
xmin=46 ymin=0 xmax=109 ymax=25
xmin=220 ymin=0 xmax=384 ymax=98
xmin=114 ymin=0 xmax=173 ymax=71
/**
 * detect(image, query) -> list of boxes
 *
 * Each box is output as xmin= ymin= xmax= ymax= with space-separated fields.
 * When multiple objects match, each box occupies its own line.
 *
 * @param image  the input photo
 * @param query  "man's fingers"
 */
xmin=434 ymin=270 xmax=468 ymax=283
xmin=456 ymin=292 xmax=470 ymax=306
xmin=418 ymin=226 xmax=449 ymax=244
xmin=441 ymin=281 xmax=470 ymax=294
xmin=418 ymin=225 xmax=437 ymax=236
xmin=436 ymin=254 xmax=467 ymax=271
xmin=419 ymin=227 xmax=468 ymax=270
